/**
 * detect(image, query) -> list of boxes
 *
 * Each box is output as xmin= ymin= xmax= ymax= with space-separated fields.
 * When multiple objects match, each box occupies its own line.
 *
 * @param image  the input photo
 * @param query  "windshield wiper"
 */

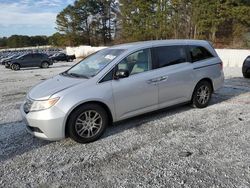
xmin=68 ymin=73 xmax=89 ymax=79
xmin=61 ymin=71 xmax=89 ymax=79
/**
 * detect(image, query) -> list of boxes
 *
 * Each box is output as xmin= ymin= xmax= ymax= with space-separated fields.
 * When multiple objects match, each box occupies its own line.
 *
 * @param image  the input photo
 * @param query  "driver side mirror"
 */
xmin=114 ymin=69 xmax=129 ymax=80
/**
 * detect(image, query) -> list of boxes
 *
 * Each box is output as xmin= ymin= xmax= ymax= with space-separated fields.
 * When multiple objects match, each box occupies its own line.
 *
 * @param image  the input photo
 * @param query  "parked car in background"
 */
xmin=2 ymin=54 xmax=20 ymax=68
xmin=242 ymin=56 xmax=250 ymax=78
xmin=1 ymin=54 xmax=20 ymax=66
xmin=21 ymin=40 xmax=224 ymax=143
xmin=7 ymin=53 xmax=53 ymax=70
xmin=50 ymin=53 xmax=76 ymax=62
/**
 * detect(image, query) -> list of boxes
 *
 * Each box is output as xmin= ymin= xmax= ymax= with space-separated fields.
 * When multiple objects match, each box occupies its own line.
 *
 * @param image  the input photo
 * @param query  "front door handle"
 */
xmin=158 ymin=76 xmax=168 ymax=82
xmin=147 ymin=76 xmax=168 ymax=84
xmin=147 ymin=78 xmax=159 ymax=84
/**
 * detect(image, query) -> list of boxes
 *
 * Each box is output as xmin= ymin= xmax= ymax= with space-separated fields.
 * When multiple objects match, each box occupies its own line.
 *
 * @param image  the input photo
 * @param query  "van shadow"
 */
xmin=103 ymin=77 xmax=250 ymax=139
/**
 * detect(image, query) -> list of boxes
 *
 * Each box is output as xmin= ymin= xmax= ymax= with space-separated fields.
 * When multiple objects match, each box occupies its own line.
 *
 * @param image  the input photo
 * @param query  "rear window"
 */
xmin=189 ymin=46 xmax=214 ymax=62
xmin=154 ymin=46 xmax=187 ymax=68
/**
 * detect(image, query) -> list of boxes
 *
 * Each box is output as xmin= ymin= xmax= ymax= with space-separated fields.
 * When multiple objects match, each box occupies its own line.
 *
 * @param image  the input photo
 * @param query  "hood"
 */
xmin=28 ymin=74 xmax=86 ymax=100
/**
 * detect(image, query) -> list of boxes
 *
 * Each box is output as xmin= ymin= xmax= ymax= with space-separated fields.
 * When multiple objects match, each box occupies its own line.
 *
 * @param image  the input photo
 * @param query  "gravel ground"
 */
xmin=0 ymin=63 xmax=250 ymax=187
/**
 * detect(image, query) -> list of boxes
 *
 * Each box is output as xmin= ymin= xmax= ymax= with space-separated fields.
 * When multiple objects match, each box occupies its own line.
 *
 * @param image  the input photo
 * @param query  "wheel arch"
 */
xmin=64 ymin=100 xmax=113 ymax=137
xmin=192 ymin=78 xmax=214 ymax=98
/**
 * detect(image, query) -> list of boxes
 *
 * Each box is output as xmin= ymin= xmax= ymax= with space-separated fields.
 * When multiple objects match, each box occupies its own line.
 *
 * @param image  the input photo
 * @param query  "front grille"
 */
xmin=24 ymin=98 xmax=33 ymax=114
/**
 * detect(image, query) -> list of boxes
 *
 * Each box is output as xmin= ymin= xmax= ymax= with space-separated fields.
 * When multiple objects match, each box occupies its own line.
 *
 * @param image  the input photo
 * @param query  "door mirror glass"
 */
xmin=114 ymin=69 xmax=129 ymax=79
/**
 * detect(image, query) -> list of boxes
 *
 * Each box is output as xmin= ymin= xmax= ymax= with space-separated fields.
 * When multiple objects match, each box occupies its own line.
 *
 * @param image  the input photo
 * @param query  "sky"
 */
xmin=0 ymin=0 xmax=74 ymax=37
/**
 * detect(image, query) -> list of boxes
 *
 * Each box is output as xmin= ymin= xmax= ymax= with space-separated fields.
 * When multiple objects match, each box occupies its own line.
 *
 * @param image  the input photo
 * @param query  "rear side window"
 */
xmin=189 ymin=46 xmax=214 ymax=62
xmin=153 ymin=46 xmax=187 ymax=68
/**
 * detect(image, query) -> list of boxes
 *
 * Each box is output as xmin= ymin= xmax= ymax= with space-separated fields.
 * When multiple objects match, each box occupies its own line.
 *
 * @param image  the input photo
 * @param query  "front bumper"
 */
xmin=20 ymin=104 xmax=66 ymax=141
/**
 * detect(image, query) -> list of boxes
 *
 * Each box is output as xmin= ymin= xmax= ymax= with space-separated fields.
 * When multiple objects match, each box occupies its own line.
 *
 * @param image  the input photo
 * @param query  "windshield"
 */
xmin=64 ymin=48 xmax=125 ymax=78
xmin=16 ymin=54 xmax=26 ymax=59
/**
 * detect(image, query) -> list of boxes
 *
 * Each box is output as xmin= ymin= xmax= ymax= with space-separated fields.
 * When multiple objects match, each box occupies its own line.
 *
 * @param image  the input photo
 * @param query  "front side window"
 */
xmin=189 ymin=46 xmax=214 ymax=62
xmin=64 ymin=49 xmax=124 ymax=78
xmin=21 ymin=54 xmax=32 ymax=60
xmin=154 ymin=46 xmax=187 ymax=68
xmin=117 ymin=49 xmax=152 ymax=75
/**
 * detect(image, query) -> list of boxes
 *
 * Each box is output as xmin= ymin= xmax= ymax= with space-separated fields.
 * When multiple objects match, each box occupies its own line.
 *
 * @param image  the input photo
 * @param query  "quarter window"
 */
xmin=117 ymin=49 xmax=152 ymax=75
xmin=154 ymin=46 xmax=187 ymax=68
xmin=189 ymin=46 xmax=214 ymax=62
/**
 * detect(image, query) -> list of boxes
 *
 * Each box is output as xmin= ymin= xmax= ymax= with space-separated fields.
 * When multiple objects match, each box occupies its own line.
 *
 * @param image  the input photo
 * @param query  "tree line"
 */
xmin=0 ymin=35 xmax=49 ymax=48
xmin=1 ymin=0 xmax=250 ymax=48
xmin=56 ymin=0 xmax=250 ymax=48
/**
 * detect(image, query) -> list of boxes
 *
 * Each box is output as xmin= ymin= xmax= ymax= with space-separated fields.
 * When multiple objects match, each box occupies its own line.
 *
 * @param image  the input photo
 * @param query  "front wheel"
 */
xmin=41 ymin=62 xmax=49 ymax=68
xmin=192 ymin=81 xmax=212 ymax=108
xmin=67 ymin=104 xmax=108 ymax=143
xmin=11 ymin=63 xmax=20 ymax=71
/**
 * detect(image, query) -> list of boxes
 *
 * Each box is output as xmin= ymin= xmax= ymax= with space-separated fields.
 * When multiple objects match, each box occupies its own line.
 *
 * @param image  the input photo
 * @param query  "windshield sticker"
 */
xmin=105 ymin=55 xmax=116 ymax=60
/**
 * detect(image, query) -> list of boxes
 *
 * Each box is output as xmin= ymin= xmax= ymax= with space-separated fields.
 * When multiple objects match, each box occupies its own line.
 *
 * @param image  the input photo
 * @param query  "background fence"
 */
xmin=65 ymin=46 xmax=250 ymax=68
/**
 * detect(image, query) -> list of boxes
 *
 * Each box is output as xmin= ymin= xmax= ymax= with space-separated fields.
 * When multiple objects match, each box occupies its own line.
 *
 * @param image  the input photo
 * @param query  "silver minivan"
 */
xmin=21 ymin=40 xmax=224 ymax=143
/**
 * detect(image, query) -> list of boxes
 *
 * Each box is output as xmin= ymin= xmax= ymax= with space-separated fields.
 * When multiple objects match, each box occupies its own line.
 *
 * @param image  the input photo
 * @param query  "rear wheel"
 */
xmin=67 ymin=104 xmax=108 ymax=143
xmin=192 ymin=80 xmax=212 ymax=108
xmin=41 ymin=62 xmax=49 ymax=68
xmin=11 ymin=63 xmax=20 ymax=71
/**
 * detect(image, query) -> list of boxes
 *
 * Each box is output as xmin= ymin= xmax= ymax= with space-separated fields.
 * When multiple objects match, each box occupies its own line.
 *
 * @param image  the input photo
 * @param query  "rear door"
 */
xmin=32 ymin=54 xmax=43 ymax=66
xmin=111 ymin=48 xmax=159 ymax=120
xmin=152 ymin=45 xmax=194 ymax=108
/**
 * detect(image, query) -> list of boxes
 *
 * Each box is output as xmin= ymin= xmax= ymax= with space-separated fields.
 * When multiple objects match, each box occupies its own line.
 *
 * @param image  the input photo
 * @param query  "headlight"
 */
xmin=29 ymin=97 xmax=60 ymax=112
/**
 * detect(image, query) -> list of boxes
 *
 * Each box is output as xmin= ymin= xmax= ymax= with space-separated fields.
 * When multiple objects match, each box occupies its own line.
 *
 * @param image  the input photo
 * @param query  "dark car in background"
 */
xmin=1 ymin=54 xmax=20 ymax=66
xmin=242 ymin=56 xmax=250 ymax=78
xmin=50 ymin=53 xmax=75 ymax=62
xmin=6 ymin=53 xmax=53 ymax=70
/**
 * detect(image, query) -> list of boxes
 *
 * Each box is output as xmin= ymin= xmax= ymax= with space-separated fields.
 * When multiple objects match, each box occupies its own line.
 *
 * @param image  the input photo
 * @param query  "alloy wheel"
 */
xmin=75 ymin=110 xmax=103 ymax=138
xmin=196 ymin=85 xmax=210 ymax=105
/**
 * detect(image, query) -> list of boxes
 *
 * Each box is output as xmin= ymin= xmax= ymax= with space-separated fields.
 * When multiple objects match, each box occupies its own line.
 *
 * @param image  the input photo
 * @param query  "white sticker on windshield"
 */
xmin=105 ymin=55 xmax=116 ymax=60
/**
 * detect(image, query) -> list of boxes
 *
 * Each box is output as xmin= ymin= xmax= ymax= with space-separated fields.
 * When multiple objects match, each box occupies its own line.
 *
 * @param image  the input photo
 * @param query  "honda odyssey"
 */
xmin=21 ymin=40 xmax=224 ymax=143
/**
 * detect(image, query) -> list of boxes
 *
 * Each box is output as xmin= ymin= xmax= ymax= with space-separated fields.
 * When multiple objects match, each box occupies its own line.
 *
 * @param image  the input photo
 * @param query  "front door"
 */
xmin=21 ymin=54 xmax=33 ymax=68
xmin=112 ymin=48 xmax=159 ymax=120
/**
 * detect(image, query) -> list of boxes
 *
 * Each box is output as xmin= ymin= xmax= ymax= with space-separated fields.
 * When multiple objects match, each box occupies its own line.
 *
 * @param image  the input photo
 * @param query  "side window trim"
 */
xmin=185 ymin=45 xmax=192 ymax=63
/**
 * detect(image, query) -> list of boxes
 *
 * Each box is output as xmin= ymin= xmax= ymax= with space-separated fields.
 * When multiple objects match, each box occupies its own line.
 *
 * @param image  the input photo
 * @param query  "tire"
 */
xmin=11 ymin=63 xmax=20 ymax=71
xmin=67 ymin=104 xmax=108 ymax=143
xmin=41 ymin=61 xmax=49 ymax=68
xmin=5 ymin=64 xmax=10 ymax=69
xmin=192 ymin=80 xmax=212 ymax=108
xmin=243 ymin=71 xmax=250 ymax=78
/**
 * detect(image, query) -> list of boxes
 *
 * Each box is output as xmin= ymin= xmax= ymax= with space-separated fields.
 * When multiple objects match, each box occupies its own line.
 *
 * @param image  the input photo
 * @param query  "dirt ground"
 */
xmin=0 ymin=62 xmax=250 ymax=187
